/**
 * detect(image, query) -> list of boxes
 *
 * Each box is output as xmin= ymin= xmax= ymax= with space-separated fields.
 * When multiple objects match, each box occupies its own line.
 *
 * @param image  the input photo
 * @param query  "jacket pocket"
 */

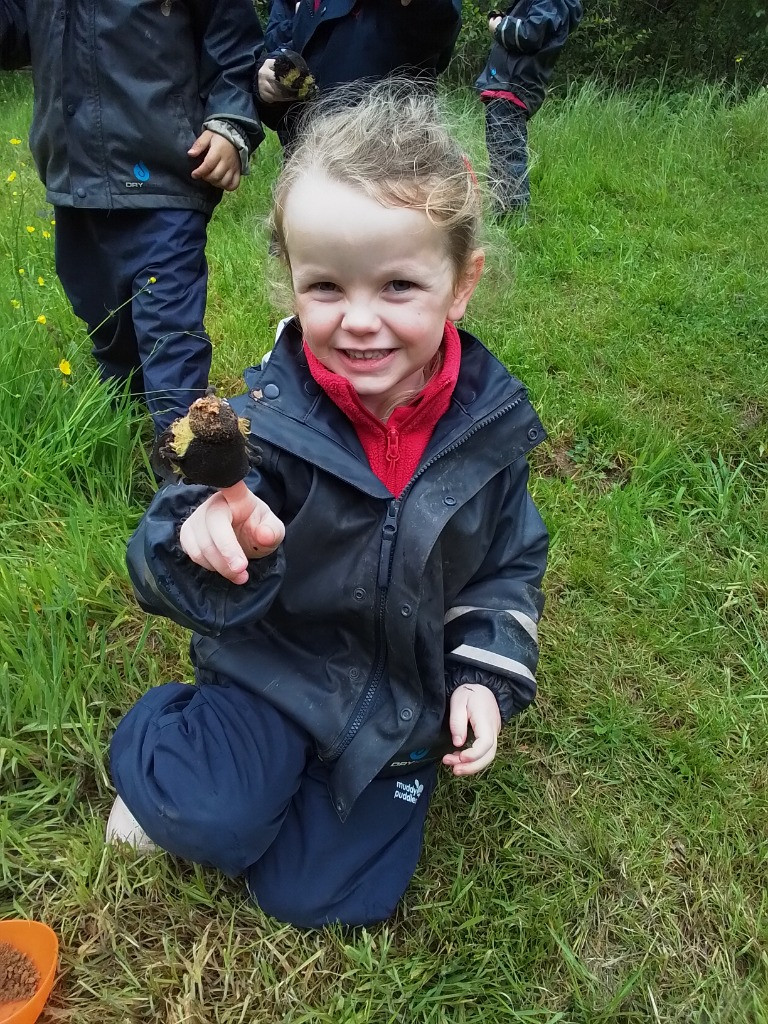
xmin=170 ymin=93 xmax=201 ymax=148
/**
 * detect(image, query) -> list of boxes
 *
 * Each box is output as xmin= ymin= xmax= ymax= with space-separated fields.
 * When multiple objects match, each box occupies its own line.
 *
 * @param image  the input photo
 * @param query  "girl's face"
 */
xmin=283 ymin=175 xmax=483 ymax=420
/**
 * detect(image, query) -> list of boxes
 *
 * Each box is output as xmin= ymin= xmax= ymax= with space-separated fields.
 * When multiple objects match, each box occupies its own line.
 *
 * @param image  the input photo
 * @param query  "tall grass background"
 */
xmin=1 ymin=72 xmax=767 ymax=1022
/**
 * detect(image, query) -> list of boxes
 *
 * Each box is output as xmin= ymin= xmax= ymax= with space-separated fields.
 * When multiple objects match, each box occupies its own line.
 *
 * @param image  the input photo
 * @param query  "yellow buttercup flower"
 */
xmin=26 ymin=225 xmax=35 ymax=234
xmin=59 ymin=359 xmax=72 ymax=376
xmin=9 ymin=138 xmax=21 ymax=145
xmin=10 ymin=299 xmax=20 ymax=308
xmin=18 ymin=268 xmax=25 ymax=275
xmin=37 ymin=276 xmax=45 ymax=286
xmin=148 ymin=276 xmax=157 ymax=284
xmin=42 ymin=230 xmax=51 ymax=239
xmin=37 ymin=314 xmax=46 ymax=324
xmin=6 ymin=170 xmax=16 ymax=182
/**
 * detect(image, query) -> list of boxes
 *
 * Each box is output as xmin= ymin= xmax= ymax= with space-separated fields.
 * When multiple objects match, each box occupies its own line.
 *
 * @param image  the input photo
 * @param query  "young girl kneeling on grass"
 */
xmin=108 ymin=83 xmax=549 ymax=929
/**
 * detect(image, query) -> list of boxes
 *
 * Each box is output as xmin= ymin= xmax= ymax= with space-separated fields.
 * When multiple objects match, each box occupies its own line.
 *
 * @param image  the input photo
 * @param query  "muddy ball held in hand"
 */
xmin=156 ymin=392 xmax=251 ymax=488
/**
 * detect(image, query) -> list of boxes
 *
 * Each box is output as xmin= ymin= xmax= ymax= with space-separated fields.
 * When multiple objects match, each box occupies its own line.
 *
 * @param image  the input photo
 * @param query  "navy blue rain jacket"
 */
xmin=0 ymin=0 xmax=265 ymax=213
xmin=475 ymin=0 xmax=583 ymax=116
xmin=126 ymin=322 xmax=548 ymax=818
xmin=261 ymin=0 xmax=461 ymax=130
xmin=266 ymin=0 xmax=461 ymax=86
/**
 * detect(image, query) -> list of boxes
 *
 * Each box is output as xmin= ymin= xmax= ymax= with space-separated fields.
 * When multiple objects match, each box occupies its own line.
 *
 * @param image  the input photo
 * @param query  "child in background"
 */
xmin=0 ymin=0 xmax=265 ymax=437
xmin=256 ymin=0 xmax=461 ymax=152
xmin=107 ymin=84 xmax=549 ymax=929
xmin=476 ymin=0 xmax=583 ymax=214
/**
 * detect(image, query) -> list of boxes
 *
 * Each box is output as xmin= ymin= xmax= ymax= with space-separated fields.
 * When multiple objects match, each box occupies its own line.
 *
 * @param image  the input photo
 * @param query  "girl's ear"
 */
xmin=448 ymin=249 xmax=485 ymax=322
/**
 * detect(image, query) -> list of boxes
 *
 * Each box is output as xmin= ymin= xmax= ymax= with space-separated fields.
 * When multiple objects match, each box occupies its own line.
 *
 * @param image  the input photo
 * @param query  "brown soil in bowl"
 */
xmin=0 ymin=941 xmax=39 ymax=1004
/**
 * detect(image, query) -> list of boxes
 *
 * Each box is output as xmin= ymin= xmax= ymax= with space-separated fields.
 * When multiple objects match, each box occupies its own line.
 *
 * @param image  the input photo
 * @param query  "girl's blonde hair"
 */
xmin=271 ymin=80 xmax=483 ymax=280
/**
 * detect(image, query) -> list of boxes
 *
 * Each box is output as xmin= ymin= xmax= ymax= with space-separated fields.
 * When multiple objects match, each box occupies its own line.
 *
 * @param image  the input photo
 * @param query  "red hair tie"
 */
xmin=462 ymin=154 xmax=479 ymax=188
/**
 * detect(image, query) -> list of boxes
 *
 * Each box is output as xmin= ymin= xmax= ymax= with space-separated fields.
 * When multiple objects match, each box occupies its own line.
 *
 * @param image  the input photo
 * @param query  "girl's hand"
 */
xmin=259 ymin=58 xmax=282 ymax=102
xmin=257 ymin=59 xmax=285 ymax=104
xmin=489 ymin=15 xmax=502 ymax=32
xmin=189 ymin=131 xmax=241 ymax=191
xmin=179 ymin=481 xmax=285 ymax=585
xmin=442 ymin=684 xmax=502 ymax=776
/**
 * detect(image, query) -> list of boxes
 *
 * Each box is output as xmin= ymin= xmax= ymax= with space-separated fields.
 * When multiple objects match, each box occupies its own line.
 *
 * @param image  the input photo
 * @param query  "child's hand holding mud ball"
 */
xmin=156 ymin=391 xmax=285 ymax=584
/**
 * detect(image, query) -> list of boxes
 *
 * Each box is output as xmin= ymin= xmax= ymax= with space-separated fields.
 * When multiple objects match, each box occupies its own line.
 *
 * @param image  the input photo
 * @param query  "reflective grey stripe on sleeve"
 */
xmin=450 ymin=644 xmax=536 ymax=682
xmin=501 ymin=16 xmax=523 ymax=50
xmin=444 ymin=605 xmax=539 ymax=643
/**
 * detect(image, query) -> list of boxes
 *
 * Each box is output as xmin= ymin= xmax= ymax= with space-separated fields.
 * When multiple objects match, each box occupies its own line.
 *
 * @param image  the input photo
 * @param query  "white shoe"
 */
xmin=106 ymin=795 xmax=158 ymax=852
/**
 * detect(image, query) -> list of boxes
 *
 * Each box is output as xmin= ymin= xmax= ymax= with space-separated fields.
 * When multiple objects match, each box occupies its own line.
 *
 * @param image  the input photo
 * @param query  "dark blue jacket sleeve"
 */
xmin=198 ymin=0 xmax=266 ymax=150
xmin=444 ymin=457 xmax=548 ymax=721
xmin=395 ymin=0 xmax=461 ymax=51
xmin=496 ymin=0 xmax=582 ymax=55
xmin=265 ymin=0 xmax=296 ymax=52
xmin=0 ymin=0 xmax=29 ymax=68
xmin=126 ymin=470 xmax=286 ymax=637
xmin=401 ymin=0 xmax=461 ymax=75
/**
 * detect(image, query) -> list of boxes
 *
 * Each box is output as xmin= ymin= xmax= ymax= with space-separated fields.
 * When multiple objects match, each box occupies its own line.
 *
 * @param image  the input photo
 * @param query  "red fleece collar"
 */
xmin=304 ymin=322 xmax=462 ymax=496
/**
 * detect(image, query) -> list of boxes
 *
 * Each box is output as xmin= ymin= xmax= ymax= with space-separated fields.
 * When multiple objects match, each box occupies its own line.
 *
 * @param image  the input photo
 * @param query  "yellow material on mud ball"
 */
xmin=271 ymin=49 xmax=318 ymax=102
xmin=156 ymin=391 xmax=251 ymax=488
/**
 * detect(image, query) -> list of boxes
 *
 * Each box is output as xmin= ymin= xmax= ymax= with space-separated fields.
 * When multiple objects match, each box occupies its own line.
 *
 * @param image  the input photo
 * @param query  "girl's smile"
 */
xmin=283 ymin=174 xmax=483 ymax=420
xmin=343 ymin=349 xmax=393 ymax=360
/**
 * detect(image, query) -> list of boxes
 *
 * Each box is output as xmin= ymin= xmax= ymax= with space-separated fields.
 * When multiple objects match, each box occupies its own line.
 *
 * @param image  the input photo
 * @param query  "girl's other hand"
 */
xmin=189 ymin=131 xmax=241 ymax=191
xmin=257 ymin=59 xmax=285 ymax=103
xmin=442 ymin=684 xmax=502 ymax=776
xmin=489 ymin=15 xmax=502 ymax=32
xmin=179 ymin=481 xmax=285 ymax=585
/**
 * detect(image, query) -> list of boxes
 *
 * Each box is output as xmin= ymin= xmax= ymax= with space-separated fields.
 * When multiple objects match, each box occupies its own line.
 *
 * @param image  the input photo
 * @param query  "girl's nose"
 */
xmin=341 ymin=298 xmax=380 ymax=334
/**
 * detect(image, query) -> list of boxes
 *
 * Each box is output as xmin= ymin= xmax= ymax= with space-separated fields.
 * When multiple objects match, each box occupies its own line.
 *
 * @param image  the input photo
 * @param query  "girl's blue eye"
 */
xmin=390 ymin=280 xmax=413 ymax=292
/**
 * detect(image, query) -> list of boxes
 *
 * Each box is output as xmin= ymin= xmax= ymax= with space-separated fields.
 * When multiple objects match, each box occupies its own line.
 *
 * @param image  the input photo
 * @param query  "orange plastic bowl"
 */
xmin=0 ymin=920 xmax=58 ymax=1024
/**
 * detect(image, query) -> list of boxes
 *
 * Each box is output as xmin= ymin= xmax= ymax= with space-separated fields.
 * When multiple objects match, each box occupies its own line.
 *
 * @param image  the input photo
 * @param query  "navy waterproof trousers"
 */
xmin=485 ymin=99 xmax=530 ymax=213
xmin=110 ymin=681 xmax=437 ymax=929
xmin=54 ymin=207 xmax=212 ymax=434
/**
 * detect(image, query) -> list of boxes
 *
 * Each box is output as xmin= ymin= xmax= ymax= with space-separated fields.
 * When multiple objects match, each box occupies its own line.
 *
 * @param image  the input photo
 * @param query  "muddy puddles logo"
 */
xmin=393 ymin=779 xmax=424 ymax=804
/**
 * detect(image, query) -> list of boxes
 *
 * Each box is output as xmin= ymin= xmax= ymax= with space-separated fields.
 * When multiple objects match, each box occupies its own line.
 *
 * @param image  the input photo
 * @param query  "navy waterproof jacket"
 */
xmin=0 ymin=0 xmax=265 ymax=213
xmin=475 ymin=0 xmax=583 ymax=116
xmin=127 ymin=321 xmax=549 ymax=819
xmin=266 ymin=0 xmax=461 ymax=87
xmin=261 ymin=0 xmax=461 ymax=131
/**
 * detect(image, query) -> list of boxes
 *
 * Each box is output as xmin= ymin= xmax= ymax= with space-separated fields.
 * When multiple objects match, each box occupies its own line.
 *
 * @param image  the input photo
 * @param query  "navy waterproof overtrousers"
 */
xmin=110 ymin=680 xmax=437 ymax=929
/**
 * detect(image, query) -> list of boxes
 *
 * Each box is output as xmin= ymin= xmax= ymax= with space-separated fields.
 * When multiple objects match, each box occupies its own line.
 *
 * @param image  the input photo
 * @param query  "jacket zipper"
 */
xmin=324 ymin=498 xmax=400 ymax=761
xmin=377 ymin=498 xmax=400 ymax=587
xmin=324 ymin=394 xmax=526 ymax=760
xmin=401 ymin=393 xmax=526 ymax=498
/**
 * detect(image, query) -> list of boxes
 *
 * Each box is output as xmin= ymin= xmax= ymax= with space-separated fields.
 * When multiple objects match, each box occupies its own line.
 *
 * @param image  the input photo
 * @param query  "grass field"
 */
xmin=1 ymin=73 xmax=767 ymax=1023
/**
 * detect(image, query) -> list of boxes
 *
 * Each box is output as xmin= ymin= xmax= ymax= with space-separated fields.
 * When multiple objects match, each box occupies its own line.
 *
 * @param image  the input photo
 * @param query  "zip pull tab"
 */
xmin=377 ymin=499 xmax=400 ymax=588
xmin=385 ymin=427 xmax=400 ymax=464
